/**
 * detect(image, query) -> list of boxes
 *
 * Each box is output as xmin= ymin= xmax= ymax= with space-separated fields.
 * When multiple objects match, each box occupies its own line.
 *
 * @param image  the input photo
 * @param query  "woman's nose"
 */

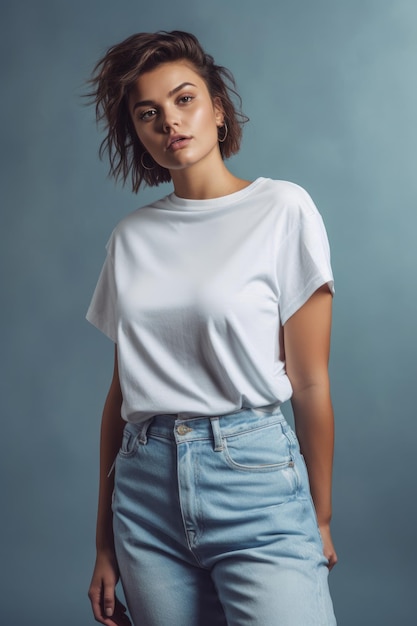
xmin=161 ymin=108 xmax=180 ymax=132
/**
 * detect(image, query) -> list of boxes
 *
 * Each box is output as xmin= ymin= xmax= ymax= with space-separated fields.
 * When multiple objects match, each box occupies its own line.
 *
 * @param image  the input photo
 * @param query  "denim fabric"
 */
xmin=113 ymin=406 xmax=336 ymax=625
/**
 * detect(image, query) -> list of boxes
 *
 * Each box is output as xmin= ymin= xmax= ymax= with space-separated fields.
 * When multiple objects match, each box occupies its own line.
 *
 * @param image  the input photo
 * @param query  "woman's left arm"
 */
xmin=283 ymin=284 xmax=338 ymax=570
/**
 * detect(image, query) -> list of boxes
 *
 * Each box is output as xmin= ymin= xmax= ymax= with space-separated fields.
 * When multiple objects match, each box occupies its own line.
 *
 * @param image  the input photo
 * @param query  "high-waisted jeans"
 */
xmin=113 ymin=406 xmax=336 ymax=625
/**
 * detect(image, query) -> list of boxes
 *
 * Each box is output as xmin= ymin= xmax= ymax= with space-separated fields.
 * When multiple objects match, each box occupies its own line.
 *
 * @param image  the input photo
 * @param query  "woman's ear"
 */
xmin=213 ymin=96 xmax=225 ymax=126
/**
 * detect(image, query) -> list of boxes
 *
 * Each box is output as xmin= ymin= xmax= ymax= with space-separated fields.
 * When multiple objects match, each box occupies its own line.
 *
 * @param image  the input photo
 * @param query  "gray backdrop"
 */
xmin=1 ymin=1 xmax=416 ymax=624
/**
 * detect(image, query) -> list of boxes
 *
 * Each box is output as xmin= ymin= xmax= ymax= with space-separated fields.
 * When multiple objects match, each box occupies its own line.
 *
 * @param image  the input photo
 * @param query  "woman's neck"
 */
xmin=171 ymin=162 xmax=250 ymax=200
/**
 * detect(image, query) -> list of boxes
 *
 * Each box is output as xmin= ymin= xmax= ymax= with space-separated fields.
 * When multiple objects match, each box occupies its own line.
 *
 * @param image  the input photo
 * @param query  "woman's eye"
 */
xmin=139 ymin=109 xmax=157 ymax=120
xmin=179 ymin=95 xmax=193 ymax=104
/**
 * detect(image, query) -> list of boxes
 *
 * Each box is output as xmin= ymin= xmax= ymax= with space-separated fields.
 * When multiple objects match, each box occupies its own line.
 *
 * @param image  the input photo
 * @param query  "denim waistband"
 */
xmin=127 ymin=404 xmax=285 ymax=448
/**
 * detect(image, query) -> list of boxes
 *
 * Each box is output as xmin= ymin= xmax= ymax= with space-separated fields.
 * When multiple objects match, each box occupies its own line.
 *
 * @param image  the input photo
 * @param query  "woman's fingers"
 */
xmin=88 ymin=565 xmax=124 ymax=624
xmin=102 ymin=579 xmax=116 ymax=617
xmin=318 ymin=523 xmax=338 ymax=571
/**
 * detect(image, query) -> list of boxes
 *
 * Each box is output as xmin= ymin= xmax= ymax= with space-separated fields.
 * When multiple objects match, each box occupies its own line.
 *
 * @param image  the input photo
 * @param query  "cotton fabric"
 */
xmin=86 ymin=178 xmax=334 ymax=422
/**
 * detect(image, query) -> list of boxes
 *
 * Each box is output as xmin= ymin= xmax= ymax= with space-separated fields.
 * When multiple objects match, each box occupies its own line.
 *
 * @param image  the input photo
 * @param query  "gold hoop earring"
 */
xmin=218 ymin=122 xmax=228 ymax=143
xmin=140 ymin=152 xmax=155 ymax=171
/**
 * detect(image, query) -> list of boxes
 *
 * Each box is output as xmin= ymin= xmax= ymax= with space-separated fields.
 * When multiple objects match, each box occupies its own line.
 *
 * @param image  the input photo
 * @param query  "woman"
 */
xmin=86 ymin=30 xmax=337 ymax=626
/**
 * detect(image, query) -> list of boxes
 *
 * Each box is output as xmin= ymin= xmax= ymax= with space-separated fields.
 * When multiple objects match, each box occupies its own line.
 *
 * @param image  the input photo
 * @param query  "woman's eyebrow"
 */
xmin=132 ymin=82 xmax=197 ymax=112
xmin=168 ymin=81 xmax=197 ymax=97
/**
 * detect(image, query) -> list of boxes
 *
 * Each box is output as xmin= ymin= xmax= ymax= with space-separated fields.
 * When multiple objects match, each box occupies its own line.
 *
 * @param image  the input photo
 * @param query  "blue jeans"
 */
xmin=113 ymin=406 xmax=336 ymax=625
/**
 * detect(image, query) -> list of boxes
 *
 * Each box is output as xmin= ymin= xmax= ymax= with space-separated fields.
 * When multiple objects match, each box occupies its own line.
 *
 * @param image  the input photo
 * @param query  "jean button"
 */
xmin=176 ymin=424 xmax=192 ymax=435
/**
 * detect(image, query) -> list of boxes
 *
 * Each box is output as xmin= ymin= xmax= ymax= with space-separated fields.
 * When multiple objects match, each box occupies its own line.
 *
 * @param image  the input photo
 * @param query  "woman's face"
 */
xmin=129 ymin=60 xmax=224 ymax=174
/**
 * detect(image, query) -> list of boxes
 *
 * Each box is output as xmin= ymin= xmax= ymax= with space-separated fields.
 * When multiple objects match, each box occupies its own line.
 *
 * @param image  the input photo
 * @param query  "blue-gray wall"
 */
xmin=1 ymin=1 xmax=416 ymax=624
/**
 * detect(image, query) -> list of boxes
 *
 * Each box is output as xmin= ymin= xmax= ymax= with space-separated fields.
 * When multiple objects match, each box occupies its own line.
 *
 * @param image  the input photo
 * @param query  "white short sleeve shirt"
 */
xmin=87 ymin=178 xmax=334 ymax=422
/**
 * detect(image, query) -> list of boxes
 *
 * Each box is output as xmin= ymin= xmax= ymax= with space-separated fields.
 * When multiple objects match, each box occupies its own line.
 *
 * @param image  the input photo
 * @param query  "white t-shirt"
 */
xmin=87 ymin=178 xmax=334 ymax=422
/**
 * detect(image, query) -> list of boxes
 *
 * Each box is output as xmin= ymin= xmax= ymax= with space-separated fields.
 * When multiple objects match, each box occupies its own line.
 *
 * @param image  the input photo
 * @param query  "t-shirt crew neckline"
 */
xmin=166 ymin=177 xmax=265 ymax=211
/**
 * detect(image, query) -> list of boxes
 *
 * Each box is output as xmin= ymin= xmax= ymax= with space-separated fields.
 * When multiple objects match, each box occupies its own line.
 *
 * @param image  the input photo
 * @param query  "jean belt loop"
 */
xmin=139 ymin=418 xmax=153 ymax=445
xmin=210 ymin=416 xmax=224 ymax=452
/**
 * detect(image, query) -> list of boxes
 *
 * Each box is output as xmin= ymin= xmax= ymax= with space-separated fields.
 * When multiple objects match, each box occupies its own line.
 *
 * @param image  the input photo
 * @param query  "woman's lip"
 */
xmin=167 ymin=136 xmax=192 ymax=151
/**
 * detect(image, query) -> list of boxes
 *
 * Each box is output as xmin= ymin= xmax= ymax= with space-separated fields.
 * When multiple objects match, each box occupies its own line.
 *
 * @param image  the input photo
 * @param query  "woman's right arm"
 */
xmin=88 ymin=346 xmax=131 ymax=625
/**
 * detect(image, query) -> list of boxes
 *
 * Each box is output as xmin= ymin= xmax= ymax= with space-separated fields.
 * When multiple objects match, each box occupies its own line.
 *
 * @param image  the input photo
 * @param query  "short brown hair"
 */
xmin=87 ymin=31 xmax=248 ymax=192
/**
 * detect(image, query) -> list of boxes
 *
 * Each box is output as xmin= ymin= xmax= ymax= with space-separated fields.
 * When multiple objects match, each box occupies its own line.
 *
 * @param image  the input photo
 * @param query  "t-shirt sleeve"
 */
xmin=86 ymin=237 xmax=118 ymax=343
xmin=276 ymin=194 xmax=334 ymax=326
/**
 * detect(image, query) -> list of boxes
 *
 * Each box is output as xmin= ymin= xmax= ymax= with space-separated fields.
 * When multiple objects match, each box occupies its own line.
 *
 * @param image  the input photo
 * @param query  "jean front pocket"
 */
xmin=222 ymin=421 xmax=295 ymax=473
xmin=118 ymin=423 xmax=140 ymax=458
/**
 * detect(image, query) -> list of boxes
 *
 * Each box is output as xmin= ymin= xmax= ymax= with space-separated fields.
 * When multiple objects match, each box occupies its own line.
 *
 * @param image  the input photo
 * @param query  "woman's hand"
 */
xmin=319 ymin=523 xmax=338 ymax=571
xmin=88 ymin=549 xmax=131 ymax=625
